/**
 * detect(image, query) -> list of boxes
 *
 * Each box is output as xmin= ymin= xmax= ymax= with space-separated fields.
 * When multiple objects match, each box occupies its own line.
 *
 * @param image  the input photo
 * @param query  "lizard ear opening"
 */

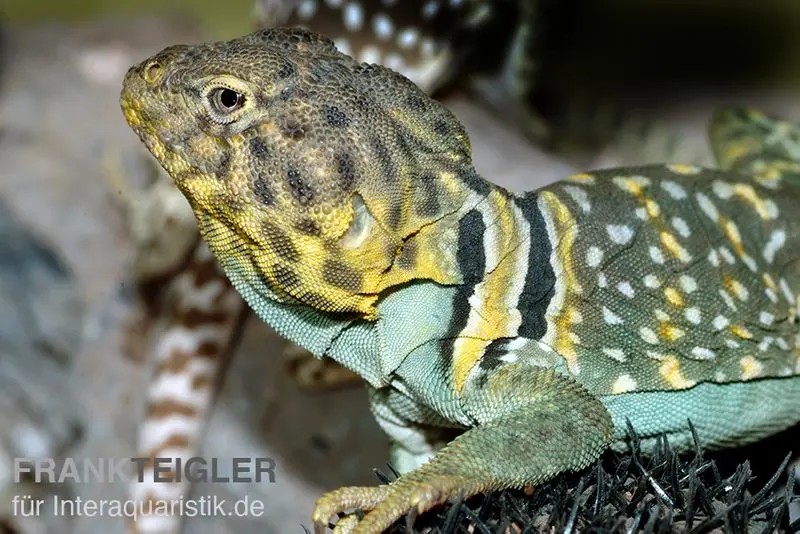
xmin=340 ymin=194 xmax=375 ymax=249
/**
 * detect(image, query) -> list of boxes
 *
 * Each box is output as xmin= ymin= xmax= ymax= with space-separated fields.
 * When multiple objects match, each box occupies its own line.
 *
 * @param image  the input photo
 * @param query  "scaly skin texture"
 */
xmin=120 ymin=28 xmax=800 ymax=533
xmin=257 ymin=0 xmax=544 ymax=139
xmin=121 ymin=4 xmax=510 ymax=530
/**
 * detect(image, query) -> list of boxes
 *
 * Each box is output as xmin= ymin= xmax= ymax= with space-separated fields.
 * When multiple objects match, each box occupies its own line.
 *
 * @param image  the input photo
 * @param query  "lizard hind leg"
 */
xmin=127 ymin=244 xmax=245 ymax=534
xmin=709 ymin=107 xmax=800 ymax=183
xmin=312 ymin=365 xmax=613 ymax=533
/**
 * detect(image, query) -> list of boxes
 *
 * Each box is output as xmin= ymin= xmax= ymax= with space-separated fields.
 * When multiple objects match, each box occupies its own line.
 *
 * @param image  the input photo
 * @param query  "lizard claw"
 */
xmin=311 ymin=477 xmax=462 ymax=533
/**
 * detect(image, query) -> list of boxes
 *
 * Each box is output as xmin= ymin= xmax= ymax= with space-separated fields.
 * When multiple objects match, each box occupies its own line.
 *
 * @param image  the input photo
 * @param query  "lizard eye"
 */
xmin=211 ymin=88 xmax=246 ymax=113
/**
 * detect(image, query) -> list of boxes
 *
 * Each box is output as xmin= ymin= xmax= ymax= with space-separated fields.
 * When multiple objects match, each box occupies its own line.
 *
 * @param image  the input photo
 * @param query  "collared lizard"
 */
xmin=118 ymin=5 xmax=511 ymax=531
xmin=120 ymin=27 xmax=800 ymax=533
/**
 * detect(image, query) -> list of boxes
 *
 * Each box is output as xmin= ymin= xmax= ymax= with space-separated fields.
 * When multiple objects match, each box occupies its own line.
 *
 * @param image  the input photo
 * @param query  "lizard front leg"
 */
xmin=313 ymin=364 xmax=613 ymax=533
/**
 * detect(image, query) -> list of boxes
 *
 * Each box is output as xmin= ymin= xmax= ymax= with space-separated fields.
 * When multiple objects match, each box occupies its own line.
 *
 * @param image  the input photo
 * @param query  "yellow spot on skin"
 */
xmin=664 ymin=287 xmax=685 ymax=308
xmin=568 ymin=173 xmax=595 ymax=183
xmin=721 ymin=218 xmax=750 ymax=261
xmin=729 ymin=325 xmax=753 ymax=340
xmin=667 ymin=164 xmax=701 ymax=175
xmin=645 ymin=199 xmax=660 ymax=218
xmin=763 ymin=273 xmax=778 ymax=290
xmin=740 ymin=355 xmax=764 ymax=380
xmin=723 ymin=276 xmax=749 ymax=302
xmin=660 ymin=231 xmax=691 ymax=262
xmin=615 ymin=177 xmax=645 ymax=196
xmin=611 ymin=374 xmax=637 ymax=394
xmin=722 ymin=140 xmax=759 ymax=167
xmin=659 ymin=356 xmax=696 ymax=389
xmin=732 ymin=183 xmax=775 ymax=220
xmin=660 ymin=323 xmax=686 ymax=343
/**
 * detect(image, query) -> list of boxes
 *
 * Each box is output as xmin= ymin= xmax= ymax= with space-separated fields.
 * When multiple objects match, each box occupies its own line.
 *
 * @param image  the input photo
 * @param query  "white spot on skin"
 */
xmin=763 ymin=229 xmax=786 ymax=264
xmin=639 ymin=327 xmax=659 ymax=345
xmin=326 ymin=0 xmax=344 ymax=7
xmin=612 ymin=374 xmax=637 ymax=394
xmin=718 ymin=246 xmax=736 ymax=265
xmin=763 ymin=199 xmax=779 ymax=219
xmin=649 ymin=246 xmax=665 ymax=264
xmin=598 ymin=273 xmax=608 ymax=288
xmin=691 ymin=347 xmax=716 ymax=360
xmin=563 ymin=185 xmax=591 ymax=213
xmin=719 ymin=289 xmax=738 ymax=311
xmin=644 ymin=274 xmax=661 ymax=288
xmin=661 ymin=180 xmax=688 ymax=199
xmin=500 ymin=352 xmax=518 ymax=363
xmin=654 ymin=309 xmax=670 ymax=322
xmin=759 ymin=311 xmax=774 ymax=325
xmin=765 ymin=287 xmax=778 ymax=303
xmin=671 ymin=217 xmax=691 ymax=238
xmin=396 ymin=27 xmax=419 ymax=49
xmin=569 ymin=331 xmax=580 ymax=344
xmin=635 ymin=207 xmax=647 ymax=220
xmin=602 ymin=348 xmax=627 ymax=362
xmin=602 ymin=306 xmax=624 ymax=325
xmin=779 ymin=277 xmax=794 ymax=304
xmin=719 ymin=289 xmax=737 ymax=311
xmin=617 ymin=281 xmax=635 ymax=298
xmin=684 ymin=307 xmax=701 ymax=324
xmin=758 ymin=337 xmax=774 ymax=352
xmin=586 ymin=246 xmax=604 ymax=268
xmin=343 ymin=2 xmax=364 ymax=31
xmin=708 ymin=249 xmax=720 ymax=267
xmin=712 ymin=180 xmax=734 ymax=199
xmin=646 ymin=350 xmax=665 ymax=360
xmin=725 ymin=339 xmax=740 ymax=349
xmin=712 ymin=315 xmax=729 ymax=330
xmin=696 ymin=192 xmax=719 ymax=222
xmin=607 ymin=224 xmax=634 ymax=245
xmin=776 ymin=337 xmax=790 ymax=350
xmin=679 ymin=275 xmax=697 ymax=293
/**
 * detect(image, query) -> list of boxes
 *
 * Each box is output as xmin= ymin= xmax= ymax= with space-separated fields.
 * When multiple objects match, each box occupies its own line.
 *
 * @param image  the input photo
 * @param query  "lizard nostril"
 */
xmin=142 ymin=60 xmax=163 ymax=84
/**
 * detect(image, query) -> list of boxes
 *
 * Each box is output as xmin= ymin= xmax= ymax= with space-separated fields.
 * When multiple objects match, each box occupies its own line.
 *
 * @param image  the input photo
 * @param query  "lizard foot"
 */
xmin=312 ymin=475 xmax=470 ymax=534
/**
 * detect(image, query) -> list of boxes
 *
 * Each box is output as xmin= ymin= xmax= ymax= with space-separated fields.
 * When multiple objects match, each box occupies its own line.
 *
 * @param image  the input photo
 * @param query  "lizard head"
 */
xmin=120 ymin=27 xmax=480 ymax=319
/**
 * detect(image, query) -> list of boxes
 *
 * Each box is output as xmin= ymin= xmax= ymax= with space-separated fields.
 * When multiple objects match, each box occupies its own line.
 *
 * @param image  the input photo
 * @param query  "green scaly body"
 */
xmin=120 ymin=27 xmax=800 ymax=533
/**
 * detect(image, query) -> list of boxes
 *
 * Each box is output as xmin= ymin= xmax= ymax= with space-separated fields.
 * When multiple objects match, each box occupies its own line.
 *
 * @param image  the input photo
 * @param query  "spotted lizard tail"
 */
xmin=126 ymin=243 xmax=245 ymax=534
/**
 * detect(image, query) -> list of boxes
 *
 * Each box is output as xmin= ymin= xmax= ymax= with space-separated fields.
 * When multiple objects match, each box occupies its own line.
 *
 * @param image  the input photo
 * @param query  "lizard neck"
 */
xmin=373 ymin=184 xmax=560 ymax=398
xmin=377 ymin=168 xmax=506 ymax=291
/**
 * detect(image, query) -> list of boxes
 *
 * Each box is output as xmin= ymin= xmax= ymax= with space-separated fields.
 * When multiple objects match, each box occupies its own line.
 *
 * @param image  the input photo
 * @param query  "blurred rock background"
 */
xmin=0 ymin=1 xmax=798 ymax=533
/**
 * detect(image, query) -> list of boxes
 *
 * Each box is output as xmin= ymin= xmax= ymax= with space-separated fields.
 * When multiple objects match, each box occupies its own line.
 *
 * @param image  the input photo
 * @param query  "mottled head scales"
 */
xmin=121 ymin=27 xmax=478 ymax=318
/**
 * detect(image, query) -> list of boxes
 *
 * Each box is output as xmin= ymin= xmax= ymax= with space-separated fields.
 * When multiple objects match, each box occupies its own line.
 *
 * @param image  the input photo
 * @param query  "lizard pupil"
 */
xmin=214 ymin=88 xmax=244 ymax=111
